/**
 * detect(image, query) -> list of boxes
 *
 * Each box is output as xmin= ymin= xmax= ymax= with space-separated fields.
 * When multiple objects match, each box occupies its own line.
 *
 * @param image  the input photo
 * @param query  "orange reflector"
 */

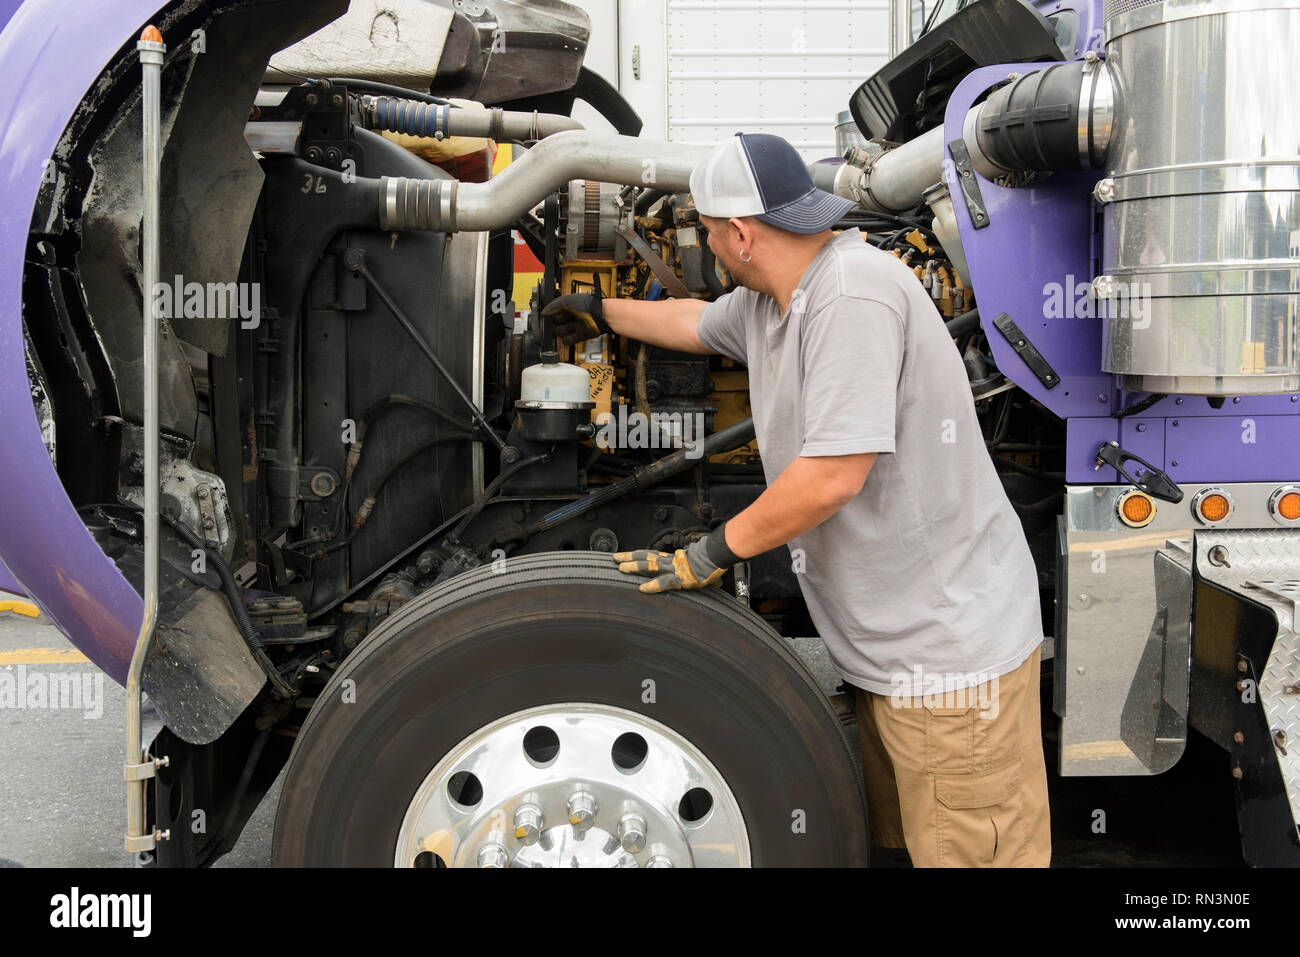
xmin=1120 ymin=493 xmax=1154 ymax=526
xmin=1198 ymin=493 xmax=1231 ymax=523
xmin=1279 ymin=492 xmax=1300 ymax=522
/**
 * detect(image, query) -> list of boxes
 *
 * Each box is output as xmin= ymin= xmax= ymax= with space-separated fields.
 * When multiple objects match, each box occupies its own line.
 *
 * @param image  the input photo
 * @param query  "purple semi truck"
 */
xmin=0 ymin=0 xmax=1297 ymax=866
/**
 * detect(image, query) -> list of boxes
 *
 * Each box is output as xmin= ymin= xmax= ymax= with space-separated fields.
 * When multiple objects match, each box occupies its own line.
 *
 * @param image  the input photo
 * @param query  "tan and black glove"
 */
xmin=614 ymin=523 xmax=741 ymax=594
xmin=541 ymin=289 xmax=612 ymax=346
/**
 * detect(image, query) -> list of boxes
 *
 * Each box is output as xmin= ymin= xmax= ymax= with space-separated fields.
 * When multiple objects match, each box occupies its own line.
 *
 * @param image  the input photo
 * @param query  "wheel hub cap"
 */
xmin=395 ymin=703 xmax=750 ymax=868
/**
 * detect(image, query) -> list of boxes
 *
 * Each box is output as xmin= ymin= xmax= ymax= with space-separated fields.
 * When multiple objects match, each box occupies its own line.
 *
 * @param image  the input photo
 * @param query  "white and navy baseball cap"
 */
xmin=689 ymin=132 xmax=858 ymax=234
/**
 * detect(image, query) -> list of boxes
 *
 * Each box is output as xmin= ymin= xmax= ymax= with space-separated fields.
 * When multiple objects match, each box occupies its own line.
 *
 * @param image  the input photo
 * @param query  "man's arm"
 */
xmin=541 ymin=291 xmax=714 ymax=353
xmin=613 ymin=452 xmax=875 ymax=593
xmin=602 ymin=297 xmax=711 ymax=354
xmin=723 ymin=453 xmax=877 ymax=559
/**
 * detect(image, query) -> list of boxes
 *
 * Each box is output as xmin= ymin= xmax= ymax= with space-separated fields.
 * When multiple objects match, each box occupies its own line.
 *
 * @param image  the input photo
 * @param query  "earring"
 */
xmin=740 ymin=249 xmax=752 ymax=263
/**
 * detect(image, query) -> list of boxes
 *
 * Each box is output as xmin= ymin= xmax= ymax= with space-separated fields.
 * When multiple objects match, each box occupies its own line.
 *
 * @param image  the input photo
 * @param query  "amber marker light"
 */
xmin=1191 ymin=488 xmax=1233 ymax=526
xmin=1269 ymin=485 xmax=1300 ymax=525
xmin=1117 ymin=489 xmax=1155 ymax=527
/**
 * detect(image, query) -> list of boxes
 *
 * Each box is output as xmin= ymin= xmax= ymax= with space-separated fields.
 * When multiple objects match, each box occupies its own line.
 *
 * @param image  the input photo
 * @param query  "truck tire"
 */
xmin=273 ymin=551 xmax=869 ymax=867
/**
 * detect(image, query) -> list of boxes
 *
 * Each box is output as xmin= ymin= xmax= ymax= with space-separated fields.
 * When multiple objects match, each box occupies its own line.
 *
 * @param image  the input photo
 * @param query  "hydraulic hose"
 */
xmin=325 ymin=77 xmax=451 ymax=105
xmin=635 ymin=188 xmax=669 ymax=215
xmin=451 ymin=450 xmax=555 ymax=541
xmin=349 ymin=432 xmax=474 ymax=537
xmin=945 ymin=307 xmax=981 ymax=338
xmin=508 ymin=418 xmax=757 ymax=541
xmin=161 ymin=514 xmax=296 ymax=699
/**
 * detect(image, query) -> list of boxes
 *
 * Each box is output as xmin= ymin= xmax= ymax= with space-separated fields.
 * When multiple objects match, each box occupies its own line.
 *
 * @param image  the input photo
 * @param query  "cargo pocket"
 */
xmin=933 ymin=759 xmax=1023 ymax=867
xmin=922 ymin=703 xmax=978 ymax=772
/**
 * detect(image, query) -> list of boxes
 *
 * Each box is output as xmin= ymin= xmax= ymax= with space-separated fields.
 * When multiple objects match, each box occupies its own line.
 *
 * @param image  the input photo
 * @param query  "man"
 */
xmin=541 ymin=132 xmax=1050 ymax=867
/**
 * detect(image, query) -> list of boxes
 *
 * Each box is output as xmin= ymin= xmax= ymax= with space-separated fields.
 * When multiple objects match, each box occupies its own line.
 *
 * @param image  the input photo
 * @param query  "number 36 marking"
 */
xmin=301 ymin=173 xmax=327 ymax=194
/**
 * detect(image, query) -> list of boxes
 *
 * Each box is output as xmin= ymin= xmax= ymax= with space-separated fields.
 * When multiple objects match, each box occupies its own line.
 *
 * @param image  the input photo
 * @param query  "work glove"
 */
xmin=541 ymin=288 xmax=611 ymax=345
xmin=614 ymin=523 xmax=741 ymax=594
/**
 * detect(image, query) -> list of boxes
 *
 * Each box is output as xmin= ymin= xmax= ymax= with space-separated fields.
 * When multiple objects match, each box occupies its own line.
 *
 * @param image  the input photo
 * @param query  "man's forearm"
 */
xmin=603 ymin=297 xmax=709 ymax=353
xmin=723 ymin=454 xmax=876 ymax=559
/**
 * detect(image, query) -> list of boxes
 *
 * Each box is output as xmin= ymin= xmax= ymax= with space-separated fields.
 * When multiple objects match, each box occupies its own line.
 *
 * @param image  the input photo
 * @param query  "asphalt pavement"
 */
xmin=0 ymin=613 xmax=274 ymax=868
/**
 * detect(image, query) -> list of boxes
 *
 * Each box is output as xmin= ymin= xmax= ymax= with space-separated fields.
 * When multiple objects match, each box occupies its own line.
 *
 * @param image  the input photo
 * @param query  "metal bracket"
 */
xmin=262 ymin=458 xmax=295 ymax=488
xmin=1093 ymin=440 xmax=1184 ymax=503
xmin=991 ymin=312 xmax=1060 ymax=389
xmin=124 ymin=761 xmax=156 ymax=782
xmin=195 ymin=483 xmax=221 ymax=546
xmin=125 ymin=833 xmax=156 ymax=853
xmin=125 ymin=828 xmax=171 ymax=853
xmin=302 ymin=467 xmax=340 ymax=499
xmin=124 ymin=754 xmax=170 ymax=782
xmin=264 ymin=462 xmax=340 ymax=505
xmin=616 ymin=225 xmax=693 ymax=300
xmin=947 ymin=138 xmax=988 ymax=229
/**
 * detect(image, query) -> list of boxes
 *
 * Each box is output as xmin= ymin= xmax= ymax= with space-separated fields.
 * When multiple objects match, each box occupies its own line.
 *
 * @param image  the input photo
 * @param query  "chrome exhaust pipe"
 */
xmin=379 ymin=130 xmax=712 ymax=232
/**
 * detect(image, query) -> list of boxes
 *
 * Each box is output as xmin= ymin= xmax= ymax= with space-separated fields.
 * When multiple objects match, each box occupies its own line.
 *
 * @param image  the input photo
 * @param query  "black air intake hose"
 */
xmin=976 ymin=60 xmax=1111 ymax=173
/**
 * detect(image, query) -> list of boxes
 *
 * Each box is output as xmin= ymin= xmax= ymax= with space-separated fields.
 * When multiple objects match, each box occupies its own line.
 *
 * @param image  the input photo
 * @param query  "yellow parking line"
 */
xmin=1063 ymin=739 xmax=1136 ymax=761
xmin=0 ymin=648 xmax=90 ymax=665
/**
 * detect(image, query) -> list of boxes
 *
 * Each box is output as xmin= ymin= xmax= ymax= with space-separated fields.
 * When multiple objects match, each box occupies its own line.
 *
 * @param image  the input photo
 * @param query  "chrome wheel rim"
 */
xmin=395 ymin=702 xmax=751 ymax=867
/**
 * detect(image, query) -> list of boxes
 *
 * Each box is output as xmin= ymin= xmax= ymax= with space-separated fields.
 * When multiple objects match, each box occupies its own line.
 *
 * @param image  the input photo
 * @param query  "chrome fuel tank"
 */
xmin=1099 ymin=0 xmax=1300 ymax=395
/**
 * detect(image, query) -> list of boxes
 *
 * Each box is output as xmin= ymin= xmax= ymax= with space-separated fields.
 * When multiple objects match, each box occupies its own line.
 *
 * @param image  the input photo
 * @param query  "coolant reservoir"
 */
xmin=520 ymin=351 xmax=589 ymax=405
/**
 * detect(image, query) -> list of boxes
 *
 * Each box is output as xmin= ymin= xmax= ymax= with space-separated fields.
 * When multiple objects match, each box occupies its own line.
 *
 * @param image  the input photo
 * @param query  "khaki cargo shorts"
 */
xmin=851 ymin=645 xmax=1051 ymax=867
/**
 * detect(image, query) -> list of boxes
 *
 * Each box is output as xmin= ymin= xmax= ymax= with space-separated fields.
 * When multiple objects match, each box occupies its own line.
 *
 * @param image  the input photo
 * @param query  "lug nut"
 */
xmin=567 ymin=790 xmax=598 ymax=834
xmin=477 ymin=843 xmax=510 ymax=868
xmin=618 ymin=813 xmax=647 ymax=854
xmin=514 ymin=803 xmax=543 ymax=846
xmin=646 ymin=855 xmax=673 ymax=868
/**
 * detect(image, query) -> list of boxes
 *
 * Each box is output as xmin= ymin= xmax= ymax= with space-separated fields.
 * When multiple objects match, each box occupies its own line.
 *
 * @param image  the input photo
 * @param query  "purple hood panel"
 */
xmin=0 ymin=0 xmax=167 ymax=683
xmin=0 ymin=556 xmax=25 ymax=597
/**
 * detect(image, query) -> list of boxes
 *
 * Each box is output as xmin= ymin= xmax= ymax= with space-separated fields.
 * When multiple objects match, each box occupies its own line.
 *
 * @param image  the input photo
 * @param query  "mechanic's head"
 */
xmin=691 ymin=132 xmax=856 ymax=290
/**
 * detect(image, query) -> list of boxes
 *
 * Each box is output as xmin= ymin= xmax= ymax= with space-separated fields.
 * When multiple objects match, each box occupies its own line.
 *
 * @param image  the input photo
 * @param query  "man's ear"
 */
xmin=730 ymin=216 xmax=755 ymax=249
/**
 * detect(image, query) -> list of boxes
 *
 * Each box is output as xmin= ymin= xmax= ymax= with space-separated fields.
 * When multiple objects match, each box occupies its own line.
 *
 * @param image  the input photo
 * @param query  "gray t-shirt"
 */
xmin=697 ymin=228 xmax=1043 ymax=696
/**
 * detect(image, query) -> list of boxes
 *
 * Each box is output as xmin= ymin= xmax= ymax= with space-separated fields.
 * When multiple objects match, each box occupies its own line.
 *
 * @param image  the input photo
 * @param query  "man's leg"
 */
xmin=866 ymin=646 xmax=1051 ymax=867
xmin=851 ymin=686 xmax=908 ymax=852
xmin=1017 ymin=647 xmax=1052 ymax=864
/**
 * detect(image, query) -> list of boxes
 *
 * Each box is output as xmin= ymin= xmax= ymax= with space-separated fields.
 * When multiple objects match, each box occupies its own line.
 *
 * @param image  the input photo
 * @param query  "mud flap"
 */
xmin=84 ymin=505 xmax=265 ymax=744
xmin=1120 ymin=538 xmax=1192 ymax=771
xmin=141 ymin=586 xmax=266 ymax=745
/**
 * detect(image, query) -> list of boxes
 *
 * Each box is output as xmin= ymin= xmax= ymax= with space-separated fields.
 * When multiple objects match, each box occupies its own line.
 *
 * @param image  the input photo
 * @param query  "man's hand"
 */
xmin=614 ymin=523 xmax=740 ymax=594
xmin=541 ymin=291 xmax=611 ymax=345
